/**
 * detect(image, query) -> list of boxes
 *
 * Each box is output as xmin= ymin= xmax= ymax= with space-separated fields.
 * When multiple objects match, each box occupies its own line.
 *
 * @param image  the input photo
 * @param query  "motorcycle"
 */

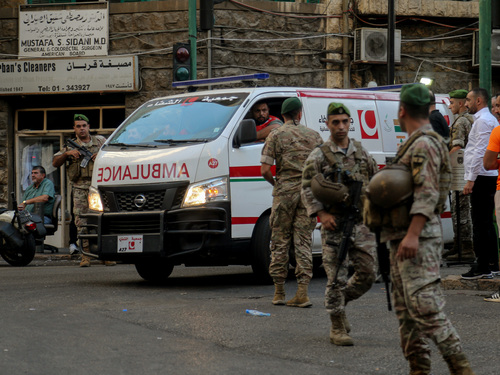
xmin=0 ymin=192 xmax=46 ymax=266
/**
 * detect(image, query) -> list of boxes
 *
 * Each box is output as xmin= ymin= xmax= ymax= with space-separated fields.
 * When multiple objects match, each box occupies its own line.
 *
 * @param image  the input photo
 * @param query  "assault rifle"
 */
xmin=375 ymin=230 xmax=392 ymax=311
xmin=328 ymin=172 xmax=363 ymax=284
xmin=66 ymin=139 xmax=93 ymax=168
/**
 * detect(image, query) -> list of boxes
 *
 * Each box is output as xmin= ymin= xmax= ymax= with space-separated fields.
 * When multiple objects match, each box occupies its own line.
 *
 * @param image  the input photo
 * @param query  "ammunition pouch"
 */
xmin=363 ymin=198 xmax=412 ymax=232
xmin=67 ymin=160 xmax=81 ymax=182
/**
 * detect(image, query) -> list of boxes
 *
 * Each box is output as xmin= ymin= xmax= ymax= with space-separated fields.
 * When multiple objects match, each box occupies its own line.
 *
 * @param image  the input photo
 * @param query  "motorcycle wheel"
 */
xmin=1 ymin=233 xmax=36 ymax=267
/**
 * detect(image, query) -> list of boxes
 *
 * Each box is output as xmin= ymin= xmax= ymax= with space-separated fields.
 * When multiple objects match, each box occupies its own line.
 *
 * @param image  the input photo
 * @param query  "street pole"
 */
xmin=479 ymin=0 xmax=491 ymax=95
xmin=387 ymin=0 xmax=395 ymax=85
xmin=189 ymin=0 xmax=197 ymax=80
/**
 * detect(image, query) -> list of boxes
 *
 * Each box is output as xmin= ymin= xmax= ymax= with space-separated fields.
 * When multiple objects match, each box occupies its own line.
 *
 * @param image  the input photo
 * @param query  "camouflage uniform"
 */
xmin=449 ymin=112 xmax=474 ymax=250
xmin=261 ymin=120 xmax=323 ymax=284
xmin=54 ymin=135 xmax=106 ymax=253
xmin=381 ymin=124 xmax=465 ymax=362
xmin=302 ymin=138 xmax=377 ymax=316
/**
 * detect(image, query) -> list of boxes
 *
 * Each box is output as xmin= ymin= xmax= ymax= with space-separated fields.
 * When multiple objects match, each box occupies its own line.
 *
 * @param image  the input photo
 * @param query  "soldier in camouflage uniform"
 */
xmin=370 ymin=85 xmax=474 ymax=375
xmin=301 ymin=102 xmax=377 ymax=346
xmin=53 ymin=114 xmax=113 ymax=267
xmin=446 ymin=89 xmax=474 ymax=261
xmin=261 ymin=98 xmax=323 ymax=308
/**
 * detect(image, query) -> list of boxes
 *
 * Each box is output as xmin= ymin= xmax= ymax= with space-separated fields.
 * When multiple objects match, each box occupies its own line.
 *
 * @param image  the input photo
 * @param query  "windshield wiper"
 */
xmin=107 ymin=142 xmax=158 ymax=148
xmin=154 ymin=138 xmax=209 ymax=144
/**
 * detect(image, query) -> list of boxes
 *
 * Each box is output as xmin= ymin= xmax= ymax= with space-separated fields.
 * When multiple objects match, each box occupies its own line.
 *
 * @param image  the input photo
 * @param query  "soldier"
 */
xmin=445 ymin=89 xmax=474 ymax=261
xmin=366 ymin=84 xmax=474 ymax=374
xmin=301 ymin=102 xmax=377 ymax=346
xmin=260 ymin=97 xmax=323 ymax=307
xmin=53 ymin=114 xmax=115 ymax=267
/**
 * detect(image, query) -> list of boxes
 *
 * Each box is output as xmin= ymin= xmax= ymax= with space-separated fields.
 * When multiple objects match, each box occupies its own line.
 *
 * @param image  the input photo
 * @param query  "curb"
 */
xmin=442 ymin=275 xmax=500 ymax=292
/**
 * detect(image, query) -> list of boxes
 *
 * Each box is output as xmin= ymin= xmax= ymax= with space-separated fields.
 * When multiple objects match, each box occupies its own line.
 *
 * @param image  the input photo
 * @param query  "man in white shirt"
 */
xmin=462 ymin=88 xmax=500 ymax=279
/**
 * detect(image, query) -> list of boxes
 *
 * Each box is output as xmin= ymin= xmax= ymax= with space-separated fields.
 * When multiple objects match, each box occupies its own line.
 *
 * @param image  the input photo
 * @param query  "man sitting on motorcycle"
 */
xmin=19 ymin=166 xmax=55 ymax=224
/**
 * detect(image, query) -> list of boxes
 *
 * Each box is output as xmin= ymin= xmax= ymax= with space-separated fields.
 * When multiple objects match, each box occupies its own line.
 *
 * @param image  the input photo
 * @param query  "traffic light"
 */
xmin=173 ymin=42 xmax=191 ymax=82
xmin=200 ymin=0 xmax=214 ymax=31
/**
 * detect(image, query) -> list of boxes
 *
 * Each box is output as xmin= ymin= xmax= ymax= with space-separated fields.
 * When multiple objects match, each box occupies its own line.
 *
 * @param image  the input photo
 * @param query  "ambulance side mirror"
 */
xmin=233 ymin=119 xmax=257 ymax=148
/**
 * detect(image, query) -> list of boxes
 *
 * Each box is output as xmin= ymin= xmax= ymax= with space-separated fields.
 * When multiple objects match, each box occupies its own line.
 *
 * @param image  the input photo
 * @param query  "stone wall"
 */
xmin=0 ymin=99 xmax=9 ymax=208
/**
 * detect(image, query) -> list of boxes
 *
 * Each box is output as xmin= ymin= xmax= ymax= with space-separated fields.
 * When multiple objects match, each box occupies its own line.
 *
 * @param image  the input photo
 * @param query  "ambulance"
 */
xmin=81 ymin=78 xmax=453 ymax=282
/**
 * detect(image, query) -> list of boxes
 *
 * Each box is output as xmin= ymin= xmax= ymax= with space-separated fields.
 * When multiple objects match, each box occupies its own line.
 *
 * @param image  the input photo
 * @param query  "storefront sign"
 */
xmin=0 ymin=56 xmax=139 ymax=95
xmin=19 ymin=3 xmax=108 ymax=58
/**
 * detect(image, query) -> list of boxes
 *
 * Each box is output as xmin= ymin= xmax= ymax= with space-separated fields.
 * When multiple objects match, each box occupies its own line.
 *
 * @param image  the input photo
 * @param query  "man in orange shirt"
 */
xmin=483 ymin=121 xmax=500 ymax=287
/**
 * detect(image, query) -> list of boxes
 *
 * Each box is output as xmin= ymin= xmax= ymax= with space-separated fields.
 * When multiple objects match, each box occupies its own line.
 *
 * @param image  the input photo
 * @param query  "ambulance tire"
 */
xmin=135 ymin=260 xmax=174 ymax=283
xmin=250 ymin=214 xmax=273 ymax=284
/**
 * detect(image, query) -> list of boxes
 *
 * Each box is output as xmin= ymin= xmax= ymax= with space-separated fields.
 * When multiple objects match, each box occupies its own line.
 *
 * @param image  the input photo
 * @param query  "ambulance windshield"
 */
xmin=109 ymin=93 xmax=248 ymax=146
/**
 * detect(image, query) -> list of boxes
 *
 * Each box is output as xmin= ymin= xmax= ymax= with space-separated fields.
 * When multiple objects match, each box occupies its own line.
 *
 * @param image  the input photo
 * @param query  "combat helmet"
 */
xmin=310 ymin=174 xmax=350 ymax=206
xmin=365 ymin=164 xmax=413 ymax=208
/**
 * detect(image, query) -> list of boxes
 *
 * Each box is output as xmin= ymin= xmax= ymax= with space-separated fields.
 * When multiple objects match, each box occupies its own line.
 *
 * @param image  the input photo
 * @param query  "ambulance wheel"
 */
xmin=135 ymin=260 xmax=174 ymax=283
xmin=0 ymin=233 xmax=36 ymax=267
xmin=250 ymin=214 xmax=273 ymax=284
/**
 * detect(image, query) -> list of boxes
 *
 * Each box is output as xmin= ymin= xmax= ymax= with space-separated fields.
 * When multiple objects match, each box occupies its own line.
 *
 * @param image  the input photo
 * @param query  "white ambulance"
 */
xmin=82 ymin=83 xmax=453 ymax=282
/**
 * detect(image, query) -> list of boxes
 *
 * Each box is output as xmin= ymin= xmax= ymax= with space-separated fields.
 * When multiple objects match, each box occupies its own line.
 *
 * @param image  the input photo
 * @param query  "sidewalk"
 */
xmin=32 ymin=249 xmax=500 ymax=292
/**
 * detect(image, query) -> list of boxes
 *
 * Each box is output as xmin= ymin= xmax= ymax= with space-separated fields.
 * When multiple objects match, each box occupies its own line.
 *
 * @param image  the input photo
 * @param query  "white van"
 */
xmin=81 ymin=86 xmax=453 ymax=282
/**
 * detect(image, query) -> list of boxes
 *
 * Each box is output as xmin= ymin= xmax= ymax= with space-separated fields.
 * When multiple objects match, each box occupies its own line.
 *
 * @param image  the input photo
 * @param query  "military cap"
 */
xmin=281 ymin=97 xmax=302 ymax=115
xmin=400 ymin=84 xmax=430 ymax=106
xmin=74 ymin=114 xmax=89 ymax=122
xmin=449 ymin=89 xmax=468 ymax=99
xmin=327 ymin=102 xmax=351 ymax=117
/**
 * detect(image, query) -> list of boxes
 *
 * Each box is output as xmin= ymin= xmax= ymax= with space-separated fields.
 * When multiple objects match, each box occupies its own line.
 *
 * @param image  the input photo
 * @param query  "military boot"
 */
xmin=408 ymin=355 xmax=431 ymax=375
xmin=286 ymin=283 xmax=312 ymax=308
xmin=446 ymin=243 xmax=475 ymax=262
xmin=340 ymin=310 xmax=351 ymax=333
xmin=79 ymin=255 xmax=91 ymax=267
xmin=272 ymin=283 xmax=286 ymax=305
xmin=329 ymin=314 xmax=353 ymax=346
xmin=442 ymin=245 xmax=457 ymax=259
xmin=444 ymin=353 xmax=475 ymax=375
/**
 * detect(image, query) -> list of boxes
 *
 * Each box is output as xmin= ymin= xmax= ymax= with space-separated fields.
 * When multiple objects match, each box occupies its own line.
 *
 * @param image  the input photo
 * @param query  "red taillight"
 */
xmin=24 ymin=222 xmax=37 ymax=231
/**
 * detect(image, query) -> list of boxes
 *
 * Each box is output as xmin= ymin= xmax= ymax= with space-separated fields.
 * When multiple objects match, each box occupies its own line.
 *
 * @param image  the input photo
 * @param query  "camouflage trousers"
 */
xmin=450 ymin=191 xmax=472 ymax=242
xmin=72 ymin=186 xmax=89 ymax=252
xmin=322 ymin=222 xmax=376 ymax=316
xmin=269 ymin=193 xmax=316 ymax=284
xmin=389 ymin=236 xmax=463 ymax=360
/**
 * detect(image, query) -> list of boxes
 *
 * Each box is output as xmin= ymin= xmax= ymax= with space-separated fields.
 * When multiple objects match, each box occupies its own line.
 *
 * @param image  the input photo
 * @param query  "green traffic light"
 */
xmin=175 ymin=67 xmax=190 ymax=81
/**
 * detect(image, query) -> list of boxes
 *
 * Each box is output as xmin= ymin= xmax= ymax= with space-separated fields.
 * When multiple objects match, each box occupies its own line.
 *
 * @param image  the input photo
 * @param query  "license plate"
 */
xmin=117 ymin=235 xmax=143 ymax=253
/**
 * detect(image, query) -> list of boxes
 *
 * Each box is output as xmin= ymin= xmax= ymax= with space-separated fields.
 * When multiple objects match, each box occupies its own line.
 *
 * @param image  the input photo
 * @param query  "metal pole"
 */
xmin=387 ymin=0 xmax=395 ymax=85
xmin=189 ymin=0 xmax=197 ymax=80
xmin=208 ymin=29 xmax=212 ymax=89
xmin=342 ymin=0 xmax=350 ymax=88
xmin=479 ymin=0 xmax=491 ymax=94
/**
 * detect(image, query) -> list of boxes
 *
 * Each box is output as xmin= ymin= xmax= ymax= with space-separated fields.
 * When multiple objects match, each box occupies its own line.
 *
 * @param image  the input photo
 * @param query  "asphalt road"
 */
xmin=0 ymin=262 xmax=498 ymax=375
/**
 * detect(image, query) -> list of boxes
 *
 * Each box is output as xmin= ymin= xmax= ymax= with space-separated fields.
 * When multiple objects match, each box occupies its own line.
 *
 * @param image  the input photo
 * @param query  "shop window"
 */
xmin=47 ymin=109 xmax=100 ymax=131
xmin=18 ymin=111 xmax=44 ymax=132
xmin=17 ymin=136 xmax=61 ymax=195
xmin=103 ymin=108 xmax=126 ymax=129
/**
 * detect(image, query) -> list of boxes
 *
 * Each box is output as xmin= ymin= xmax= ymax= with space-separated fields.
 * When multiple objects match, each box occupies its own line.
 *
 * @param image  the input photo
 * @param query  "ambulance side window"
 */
xmin=245 ymin=98 xmax=285 ymax=143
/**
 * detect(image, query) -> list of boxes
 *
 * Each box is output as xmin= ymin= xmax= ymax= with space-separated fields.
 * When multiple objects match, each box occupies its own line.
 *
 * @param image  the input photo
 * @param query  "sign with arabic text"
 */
xmin=19 ymin=3 xmax=108 ymax=58
xmin=0 ymin=56 xmax=139 ymax=95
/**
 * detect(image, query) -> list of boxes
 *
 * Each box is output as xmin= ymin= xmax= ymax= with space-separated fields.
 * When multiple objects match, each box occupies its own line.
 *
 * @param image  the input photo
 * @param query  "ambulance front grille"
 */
xmin=99 ymin=182 xmax=189 ymax=212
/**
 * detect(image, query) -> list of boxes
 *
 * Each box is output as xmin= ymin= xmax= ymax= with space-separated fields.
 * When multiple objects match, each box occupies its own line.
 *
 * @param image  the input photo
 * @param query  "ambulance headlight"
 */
xmin=182 ymin=177 xmax=228 ymax=207
xmin=88 ymin=186 xmax=103 ymax=212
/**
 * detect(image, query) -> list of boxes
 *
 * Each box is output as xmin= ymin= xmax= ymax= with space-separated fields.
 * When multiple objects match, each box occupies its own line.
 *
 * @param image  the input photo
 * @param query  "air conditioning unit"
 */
xmin=472 ymin=30 xmax=500 ymax=67
xmin=354 ymin=28 xmax=401 ymax=63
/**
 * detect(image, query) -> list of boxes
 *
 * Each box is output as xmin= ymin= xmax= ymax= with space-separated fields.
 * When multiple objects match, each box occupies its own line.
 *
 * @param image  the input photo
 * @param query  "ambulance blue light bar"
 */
xmin=356 ymin=83 xmax=416 ymax=92
xmin=172 ymin=73 xmax=270 ymax=88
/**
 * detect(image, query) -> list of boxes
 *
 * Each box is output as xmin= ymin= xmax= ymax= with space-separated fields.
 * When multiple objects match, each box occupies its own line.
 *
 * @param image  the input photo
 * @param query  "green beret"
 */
xmin=400 ymin=84 xmax=430 ymax=106
xmin=327 ymin=102 xmax=351 ymax=117
xmin=281 ymin=97 xmax=302 ymax=115
xmin=449 ymin=89 xmax=468 ymax=99
xmin=74 ymin=114 xmax=89 ymax=122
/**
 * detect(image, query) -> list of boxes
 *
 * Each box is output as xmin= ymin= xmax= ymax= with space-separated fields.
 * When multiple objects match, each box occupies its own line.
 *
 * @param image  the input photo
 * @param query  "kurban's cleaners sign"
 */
xmin=19 ymin=3 xmax=109 ymax=58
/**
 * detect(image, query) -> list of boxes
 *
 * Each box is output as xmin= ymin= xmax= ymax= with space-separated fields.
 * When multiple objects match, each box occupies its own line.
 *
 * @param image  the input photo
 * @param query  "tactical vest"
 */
xmin=67 ymin=136 xmax=105 ymax=182
xmin=394 ymin=128 xmax=451 ymax=214
xmin=318 ymin=139 xmax=369 ymax=212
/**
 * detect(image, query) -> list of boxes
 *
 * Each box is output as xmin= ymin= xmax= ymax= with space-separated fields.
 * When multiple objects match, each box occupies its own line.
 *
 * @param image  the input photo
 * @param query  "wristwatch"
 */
xmin=22 ymin=200 xmax=26 ymax=205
